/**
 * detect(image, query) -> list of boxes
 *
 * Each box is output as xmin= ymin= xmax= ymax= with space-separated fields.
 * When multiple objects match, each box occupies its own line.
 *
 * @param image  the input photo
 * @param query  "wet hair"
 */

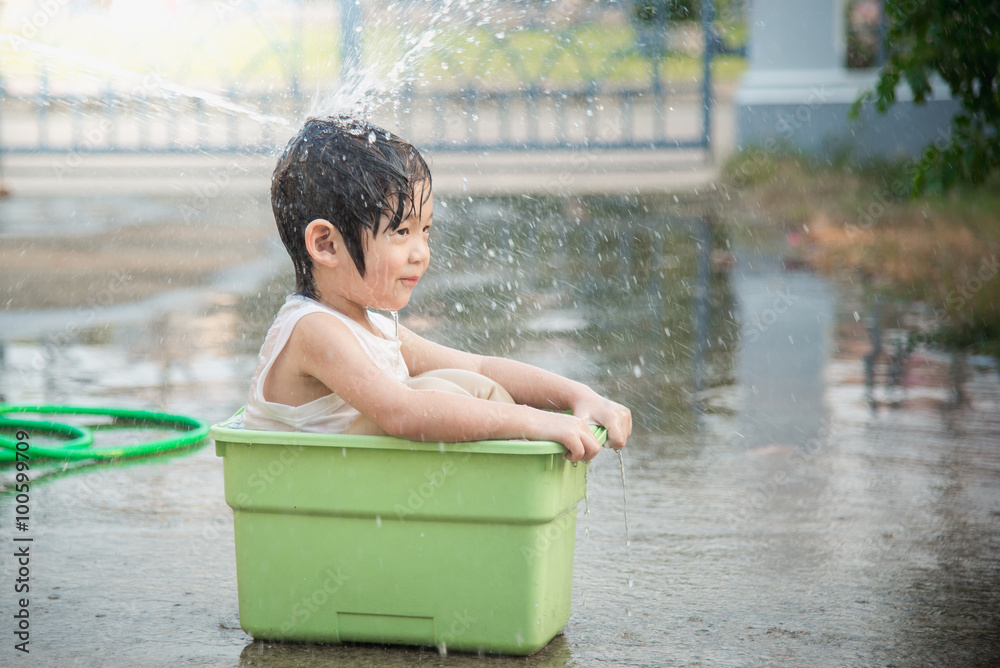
xmin=270 ymin=115 xmax=432 ymax=299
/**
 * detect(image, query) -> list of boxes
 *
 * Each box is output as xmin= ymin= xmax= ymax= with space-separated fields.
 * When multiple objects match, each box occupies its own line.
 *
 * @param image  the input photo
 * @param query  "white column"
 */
xmin=750 ymin=0 xmax=842 ymax=71
xmin=734 ymin=0 xmax=958 ymax=160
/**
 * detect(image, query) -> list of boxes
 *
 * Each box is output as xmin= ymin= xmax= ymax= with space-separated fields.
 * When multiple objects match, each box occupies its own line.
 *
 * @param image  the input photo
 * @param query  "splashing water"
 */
xmin=0 ymin=33 xmax=292 ymax=130
xmin=1 ymin=0 xmax=518 ymax=149
xmin=314 ymin=25 xmax=443 ymax=121
xmin=308 ymin=0 xmax=509 ymax=123
xmin=619 ymin=449 xmax=634 ymax=593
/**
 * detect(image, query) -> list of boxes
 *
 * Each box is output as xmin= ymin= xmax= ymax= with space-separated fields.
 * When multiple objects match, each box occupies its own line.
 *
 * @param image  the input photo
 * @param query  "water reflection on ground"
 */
xmin=1 ymin=195 xmax=998 ymax=667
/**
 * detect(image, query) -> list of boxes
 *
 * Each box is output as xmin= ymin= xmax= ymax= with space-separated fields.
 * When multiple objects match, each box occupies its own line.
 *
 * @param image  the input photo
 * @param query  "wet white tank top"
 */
xmin=241 ymin=294 xmax=409 ymax=433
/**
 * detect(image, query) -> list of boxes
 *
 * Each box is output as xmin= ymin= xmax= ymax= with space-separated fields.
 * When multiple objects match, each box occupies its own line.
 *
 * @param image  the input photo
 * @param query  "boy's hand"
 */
xmin=541 ymin=412 xmax=603 ymax=463
xmin=571 ymin=393 xmax=632 ymax=452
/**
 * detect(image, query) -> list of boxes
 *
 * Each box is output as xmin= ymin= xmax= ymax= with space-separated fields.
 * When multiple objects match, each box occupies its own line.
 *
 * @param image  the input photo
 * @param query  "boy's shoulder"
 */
xmin=276 ymin=294 xmax=347 ymax=322
xmin=277 ymin=296 xmax=397 ymax=346
xmin=280 ymin=300 xmax=409 ymax=385
xmin=277 ymin=302 xmax=364 ymax=369
xmin=268 ymin=295 xmax=352 ymax=342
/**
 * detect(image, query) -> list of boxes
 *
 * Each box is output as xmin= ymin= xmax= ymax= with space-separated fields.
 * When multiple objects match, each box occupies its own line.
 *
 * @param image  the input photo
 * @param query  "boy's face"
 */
xmin=347 ymin=181 xmax=433 ymax=312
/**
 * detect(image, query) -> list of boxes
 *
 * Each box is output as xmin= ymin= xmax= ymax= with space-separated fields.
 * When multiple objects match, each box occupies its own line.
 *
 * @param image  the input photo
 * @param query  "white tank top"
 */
xmin=241 ymin=294 xmax=409 ymax=433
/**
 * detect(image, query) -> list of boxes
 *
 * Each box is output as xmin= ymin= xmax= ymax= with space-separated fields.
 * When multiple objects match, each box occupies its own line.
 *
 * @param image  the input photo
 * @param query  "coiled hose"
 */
xmin=0 ymin=405 xmax=209 ymax=461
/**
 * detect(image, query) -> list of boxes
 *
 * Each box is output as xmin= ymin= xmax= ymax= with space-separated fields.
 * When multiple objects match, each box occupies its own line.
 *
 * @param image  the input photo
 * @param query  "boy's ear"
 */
xmin=304 ymin=219 xmax=342 ymax=267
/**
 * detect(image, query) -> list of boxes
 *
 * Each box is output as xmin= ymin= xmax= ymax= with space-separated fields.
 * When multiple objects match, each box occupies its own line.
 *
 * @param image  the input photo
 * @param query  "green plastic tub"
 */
xmin=211 ymin=414 xmax=602 ymax=655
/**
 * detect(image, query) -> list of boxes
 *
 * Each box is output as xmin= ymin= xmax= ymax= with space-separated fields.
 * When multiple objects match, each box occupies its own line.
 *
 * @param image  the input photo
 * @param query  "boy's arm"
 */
xmin=399 ymin=325 xmax=631 ymax=450
xmin=292 ymin=313 xmax=602 ymax=461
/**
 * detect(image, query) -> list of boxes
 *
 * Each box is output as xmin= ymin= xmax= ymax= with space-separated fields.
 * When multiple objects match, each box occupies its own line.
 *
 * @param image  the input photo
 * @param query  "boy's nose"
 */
xmin=410 ymin=237 xmax=430 ymax=264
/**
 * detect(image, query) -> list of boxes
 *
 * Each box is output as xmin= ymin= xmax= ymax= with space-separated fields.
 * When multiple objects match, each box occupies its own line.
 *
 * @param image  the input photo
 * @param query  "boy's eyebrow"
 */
xmin=401 ymin=189 xmax=429 ymax=222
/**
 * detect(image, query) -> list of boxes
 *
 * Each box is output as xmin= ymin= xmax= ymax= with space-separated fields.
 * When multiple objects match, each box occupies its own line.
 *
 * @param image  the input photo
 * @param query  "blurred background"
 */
xmin=0 ymin=1 xmax=998 ymax=666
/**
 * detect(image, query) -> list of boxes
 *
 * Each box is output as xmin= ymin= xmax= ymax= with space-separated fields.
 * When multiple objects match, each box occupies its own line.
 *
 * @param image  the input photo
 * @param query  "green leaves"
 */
xmin=859 ymin=0 xmax=1000 ymax=193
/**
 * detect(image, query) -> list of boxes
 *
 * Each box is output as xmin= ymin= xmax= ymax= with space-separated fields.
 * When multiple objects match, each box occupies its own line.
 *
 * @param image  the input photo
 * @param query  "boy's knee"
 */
xmin=412 ymin=369 xmax=513 ymax=403
xmin=407 ymin=373 xmax=473 ymax=397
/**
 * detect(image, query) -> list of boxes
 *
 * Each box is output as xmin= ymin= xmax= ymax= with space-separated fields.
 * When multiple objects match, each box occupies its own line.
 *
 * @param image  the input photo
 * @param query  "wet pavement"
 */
xmin=1 ymin=194 xmax=999 ymax=667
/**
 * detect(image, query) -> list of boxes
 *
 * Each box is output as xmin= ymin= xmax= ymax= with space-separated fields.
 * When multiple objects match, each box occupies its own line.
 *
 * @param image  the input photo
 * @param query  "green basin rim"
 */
xmin=212 ymin=420 xmax=607 ymax=456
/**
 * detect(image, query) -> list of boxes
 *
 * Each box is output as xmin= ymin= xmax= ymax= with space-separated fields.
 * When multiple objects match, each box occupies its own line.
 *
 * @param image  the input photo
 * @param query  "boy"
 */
xmin=242 ymin=116 xmax=630 ymax=462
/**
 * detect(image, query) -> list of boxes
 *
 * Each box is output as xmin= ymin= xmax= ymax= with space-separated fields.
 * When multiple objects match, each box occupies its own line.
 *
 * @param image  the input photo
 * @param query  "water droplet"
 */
xmin=368 ymin=131 xmax=376 ymax=144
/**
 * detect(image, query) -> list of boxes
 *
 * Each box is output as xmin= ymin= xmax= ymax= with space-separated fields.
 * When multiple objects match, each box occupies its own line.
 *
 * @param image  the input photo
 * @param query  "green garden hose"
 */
xmin=0 ymin=417 xmax=94 ymax=463
xmin=0 ymin=405 xmax=209 ymax=461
